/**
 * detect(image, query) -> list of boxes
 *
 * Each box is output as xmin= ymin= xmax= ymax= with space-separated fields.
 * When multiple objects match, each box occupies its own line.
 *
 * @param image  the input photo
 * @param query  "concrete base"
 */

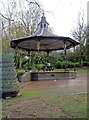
xmin=21 ymin=71 xmax=77 ymax=82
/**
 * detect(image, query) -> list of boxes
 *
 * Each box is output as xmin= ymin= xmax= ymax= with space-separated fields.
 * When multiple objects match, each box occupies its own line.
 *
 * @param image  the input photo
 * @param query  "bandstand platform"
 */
xmin=21 ymin=71 xmax=77 ymax=82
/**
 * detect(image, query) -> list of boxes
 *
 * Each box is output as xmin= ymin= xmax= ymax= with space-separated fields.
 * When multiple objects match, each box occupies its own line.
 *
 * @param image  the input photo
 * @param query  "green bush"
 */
xmin=75 ymin=62 xmax=80 ymax=67
xmin=36 ymin=64 xmax=45 ymax=70
xmin=22 ymin=58 xmax=29 ymax=65
xmin=88 ymin=62 xmax=89 ymax=66
xmin=54 ymin=61 xmax=80 ymax=69
xmin=28 ymin=65 xmax=32 ymax=70
xmin=67 ymin=61 xmax=74 ymax=68
xmin=66 ymin=61 xmax=80 ymax=68
xmin=54 ymin=61 xmax=62 ymax=69
xmin=83 ymin=61 xmax=89 ymax=66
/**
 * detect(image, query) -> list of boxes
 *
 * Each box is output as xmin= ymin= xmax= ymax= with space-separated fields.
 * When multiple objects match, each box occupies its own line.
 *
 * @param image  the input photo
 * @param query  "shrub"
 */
xmin=54 ymin=61 xmax=62 ymax=69
xmin=36 ymin=64 xmax=45 ymax=70
xmin=28 ymin=65 xmax=32 ymax=70
xmin=83 ymin=61 xmax=89 ymax=66
xmin=67 ymin=61 xmax=74 ymax=68
xmin=54 ymin=61 xmax=80 ymax=69
xmin=22 ymin=58 xmax=29 ymax=65
xmin=75 ymin=62 xmax=80 ymax=67
xmin=1 ymin=53 xmax=19 ymax=98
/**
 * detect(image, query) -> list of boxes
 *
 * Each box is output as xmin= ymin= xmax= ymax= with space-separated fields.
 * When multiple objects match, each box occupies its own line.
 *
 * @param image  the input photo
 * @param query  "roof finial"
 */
xmin=42 ymin=9 xmax=45 ymax=16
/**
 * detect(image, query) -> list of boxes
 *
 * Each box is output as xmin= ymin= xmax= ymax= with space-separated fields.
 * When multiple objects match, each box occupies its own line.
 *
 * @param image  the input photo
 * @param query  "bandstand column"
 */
xmin=64 ymin=41 xmax=67 ymax=72
xmin=73 ymin=46 xmax=76 ymax=72
xmin=47 ymin=51 xmax=49 ymax=62
xmin=14 ymin=45 xmax=18 ymax=69
xmin=28 ymin=51 xmax=30 ymax=63
xmin=14 ymin=45 xmax=19 ymax=80
xmin=37 ymin=41 xmax=41 ymax=71
xmin=28 ymin=51 xmax=31 ymax=70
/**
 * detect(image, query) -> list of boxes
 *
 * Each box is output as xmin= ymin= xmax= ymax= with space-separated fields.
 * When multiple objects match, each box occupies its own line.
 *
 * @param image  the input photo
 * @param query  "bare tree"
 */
xmin=17 ymin=0 xmax=42 ymax=36
xmin=0 ymin=0 xmax=42 ymax=69
xmin=71 ymin=11 xmax=87 ymax=66
xmin=0 ymin=0 xmax=17 ymax=53
xmin=0 ymin=0 xmax=42 ymax=53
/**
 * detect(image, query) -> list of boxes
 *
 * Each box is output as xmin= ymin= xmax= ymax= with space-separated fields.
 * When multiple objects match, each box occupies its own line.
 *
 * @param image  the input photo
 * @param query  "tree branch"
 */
xmin=0 ymin=13 xmax=14 ymax=21
xmin=25 ymin=0 xmax=43 ymax=13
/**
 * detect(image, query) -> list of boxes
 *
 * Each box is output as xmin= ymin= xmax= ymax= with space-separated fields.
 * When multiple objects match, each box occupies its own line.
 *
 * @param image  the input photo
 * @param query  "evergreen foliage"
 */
xmin=1 ymin=53 xmax=19 ymax=98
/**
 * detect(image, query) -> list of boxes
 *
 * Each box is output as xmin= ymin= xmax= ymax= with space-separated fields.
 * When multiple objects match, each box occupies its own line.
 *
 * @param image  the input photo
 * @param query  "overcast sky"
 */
xmin=0 ymin=0 xmax=88 ymax=38
xmin=39 ymin=0 xmax=88 ymax=37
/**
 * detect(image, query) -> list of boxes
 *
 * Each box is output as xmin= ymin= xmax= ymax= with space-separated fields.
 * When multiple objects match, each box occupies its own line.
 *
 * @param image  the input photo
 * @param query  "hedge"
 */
xmin=54 ymin=61 xmax=80 ymax=69
xmin=83 ymin=61 xmax=89 ymax=66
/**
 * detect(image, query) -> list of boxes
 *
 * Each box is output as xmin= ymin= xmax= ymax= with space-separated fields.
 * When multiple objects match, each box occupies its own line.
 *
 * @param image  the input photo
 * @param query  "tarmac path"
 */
xmin=19 ymin=73 xmax=87 ymax=91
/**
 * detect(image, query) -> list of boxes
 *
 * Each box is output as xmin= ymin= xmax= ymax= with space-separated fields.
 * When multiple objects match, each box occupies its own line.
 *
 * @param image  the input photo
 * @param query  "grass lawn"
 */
xmin=2 ymin=84 xmax=87 ymax=118
xmin=2 ymin=68 xmax=87 ymax=118
xmin=3 ymin=84 xmax=87 ymax=107
xmin=2 ymin=93 xmax=87 ymax=118
xmin=77 ymin=68 xmax=88 ymax=74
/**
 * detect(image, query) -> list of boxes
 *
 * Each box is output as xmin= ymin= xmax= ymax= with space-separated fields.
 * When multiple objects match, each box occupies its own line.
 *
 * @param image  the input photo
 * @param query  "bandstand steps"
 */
xmin=21 ymin=72 xmax=31 ymax=82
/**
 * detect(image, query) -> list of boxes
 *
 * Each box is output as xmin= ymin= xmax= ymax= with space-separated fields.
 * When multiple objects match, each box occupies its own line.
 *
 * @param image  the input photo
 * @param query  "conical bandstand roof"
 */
xmin=10 ymin=14 xmax=79 ymax=51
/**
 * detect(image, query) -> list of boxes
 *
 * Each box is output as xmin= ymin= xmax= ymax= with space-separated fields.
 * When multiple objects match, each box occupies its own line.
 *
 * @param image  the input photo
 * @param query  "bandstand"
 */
xmin=10 ymin=14 xmax=79 ymax=82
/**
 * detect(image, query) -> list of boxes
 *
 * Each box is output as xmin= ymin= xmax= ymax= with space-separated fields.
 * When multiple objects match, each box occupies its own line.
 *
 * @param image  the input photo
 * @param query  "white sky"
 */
xmin=39 ymin=0 xmax=88 ymax=37
xmin=0 ymin=0 xmax=88 ymax=38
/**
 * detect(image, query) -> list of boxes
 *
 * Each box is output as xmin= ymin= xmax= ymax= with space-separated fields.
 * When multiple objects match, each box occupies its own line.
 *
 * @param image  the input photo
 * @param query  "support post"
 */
xmin=14 ymin=45 xmax=18 ymax=70
xmin=64 ymin=41 xmax=67 ymax=72
xmin=37 ymin=41 xmax=41 ymax=71
xmin=47 ymin=51 xmax=49 ymax=62
xmin=14 ymin=45 xmax=19 ymax=80
xmin=28 ymin=51 xmax=30 ymax=71
xmin=73 ymin=46 xmax=76 ymax=72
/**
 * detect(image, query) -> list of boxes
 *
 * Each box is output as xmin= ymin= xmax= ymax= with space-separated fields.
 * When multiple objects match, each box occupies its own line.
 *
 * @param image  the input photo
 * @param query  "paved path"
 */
xmin=19 ymin=73 xmax=87 ymax=91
